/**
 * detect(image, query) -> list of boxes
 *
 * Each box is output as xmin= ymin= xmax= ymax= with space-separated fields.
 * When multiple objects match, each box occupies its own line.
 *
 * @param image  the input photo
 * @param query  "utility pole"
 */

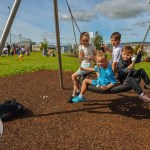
xmin=0 ymin=0 xmax=21 ymax=55
xmin=53 ymin=0 xmax=64 ymax=89
xmin=19 ymin=34 xmax=21 ymax=46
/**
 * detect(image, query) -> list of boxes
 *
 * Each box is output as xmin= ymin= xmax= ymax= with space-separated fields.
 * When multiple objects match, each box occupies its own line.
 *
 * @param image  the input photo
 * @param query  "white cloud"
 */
xmin=1 ymin=0 xmax=150 ymax=44
xmin=95 ymin=0 xmax=149 ymax=19
xmin=130 ymin=33 xmax=139 ymax=36
xmin=121 ymin=28 xmax=133 ymax=31
xmin=59 ymin=11 xmax=97 ymax=22
xmin=134 ymin=20 xmax=150 ymax=27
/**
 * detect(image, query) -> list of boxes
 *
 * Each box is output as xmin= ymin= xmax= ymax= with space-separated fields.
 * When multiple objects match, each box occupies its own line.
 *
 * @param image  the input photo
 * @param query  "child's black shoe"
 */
xmin=76 ymin=92 xmax=80 ymax=96
xmin=68 ymin=96 xmax=74 ymax=103
xmin=68 ymin=92 xmax=80 ymax=103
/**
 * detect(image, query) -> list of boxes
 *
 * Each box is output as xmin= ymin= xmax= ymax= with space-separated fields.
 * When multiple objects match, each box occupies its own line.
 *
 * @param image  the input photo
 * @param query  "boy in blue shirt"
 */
xmin=70 ymin=52 xmax=117 ymax=103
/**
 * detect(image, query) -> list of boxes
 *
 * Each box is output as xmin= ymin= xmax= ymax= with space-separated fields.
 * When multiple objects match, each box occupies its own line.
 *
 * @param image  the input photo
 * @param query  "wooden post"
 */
xmin=53 ymin=0 xmax=64 ymax=89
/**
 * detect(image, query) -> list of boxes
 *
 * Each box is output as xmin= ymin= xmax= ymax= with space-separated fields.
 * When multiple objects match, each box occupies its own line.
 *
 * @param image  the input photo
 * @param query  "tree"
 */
xmin=40 ymin=37 xmax=48 ymax=50
xmin=92 ymin=31 xmax=103 ymax=50
xmin=134 ymin=44 xmax=140 ymax=54
xmin=134 ymin=44 xmax=147 ymax=56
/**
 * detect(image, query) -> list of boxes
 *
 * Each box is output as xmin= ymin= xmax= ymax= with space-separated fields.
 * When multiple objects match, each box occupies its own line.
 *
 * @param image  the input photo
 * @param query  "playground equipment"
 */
xmin=79 ymin=75 xmax=141 ymax=94
xmin=79 ymin=25 xmax=150 ymax=94
xmin=0 ymin=0 xmax=63 ymax=89
xmin=0 ymin=0 xmax=21 ymax=55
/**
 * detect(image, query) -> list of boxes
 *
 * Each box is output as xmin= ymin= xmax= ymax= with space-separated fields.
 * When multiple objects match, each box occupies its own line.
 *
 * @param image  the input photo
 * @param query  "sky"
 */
xmin=0 ymin=0 xmax=150 ymax=45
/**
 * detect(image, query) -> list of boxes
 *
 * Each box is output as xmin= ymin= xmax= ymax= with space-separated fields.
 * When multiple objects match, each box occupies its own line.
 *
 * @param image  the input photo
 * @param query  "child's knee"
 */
xmin=126 ymin=77 xmax=137 ymax=83
xmin=71 ymin=73 xmax=77 ymax=81
xmin=140 ymin=68 xmax=145 ymax=73
xmin=83 ymin=79 xmax=89 ymax=84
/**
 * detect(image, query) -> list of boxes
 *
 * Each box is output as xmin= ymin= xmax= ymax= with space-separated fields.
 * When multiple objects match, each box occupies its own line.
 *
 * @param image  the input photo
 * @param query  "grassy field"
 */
xmin=0 ymin=52 xmax=79 ymax=77
xmin=0 ymin=51 xmax=150 ymax=77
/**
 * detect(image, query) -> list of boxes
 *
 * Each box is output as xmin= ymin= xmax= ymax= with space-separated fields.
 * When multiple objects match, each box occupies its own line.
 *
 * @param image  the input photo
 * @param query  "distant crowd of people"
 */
xmin=2 ymin=43 xmax=30 ymax=56
xmin=42 ymin=48 xmax=55 ymax=57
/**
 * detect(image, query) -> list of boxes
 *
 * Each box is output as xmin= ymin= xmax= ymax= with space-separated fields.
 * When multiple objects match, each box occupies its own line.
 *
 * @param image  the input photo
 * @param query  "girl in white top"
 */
xmin=71 ymin=32 xmax=97 ymax=100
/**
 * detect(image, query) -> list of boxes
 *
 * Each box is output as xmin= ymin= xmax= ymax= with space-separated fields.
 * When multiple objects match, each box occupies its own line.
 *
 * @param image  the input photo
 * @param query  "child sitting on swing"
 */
xmin=116 ymin=45 xmax=150 ymax=102
xmin=69 ymin=52 xmax=117 ymax=103
xmin=70 ymin=32 xmax=97 ymax=101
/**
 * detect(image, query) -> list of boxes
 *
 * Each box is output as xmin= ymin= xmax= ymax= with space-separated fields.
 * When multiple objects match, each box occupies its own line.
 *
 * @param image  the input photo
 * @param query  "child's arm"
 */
xmin=104 ymin=44 xmax=112 ymax=54
xmin=117 ymin=62 xmax=134 ymax=73
xmin=100 ymin=72 xmax=117 ymax=90
xmin=79 ymin=50 xmax=84 ymax=63
xmin=112 ymin=62 xmax=117 ymax=73
xmin=128 ymin=47 xmax=143 ymax=70
xmin=137 ymin=47 xmax=143 ymax=54
xmin=135 ymin=47 xmax=143 ymax=63
xmin=112 ymin=48 xmax=122 ymax=72
xmin=85 ymin=49 xmax=97 ymax=61
xmin=101 ymin=83 xmax=115 ymax=90
xmin=80 ymin=67 xmax=95 ymax=72
xmin=128 ymin=62 xmax=135 ymax=70
xmin=93 ymin=49 xmax=97 ymax=60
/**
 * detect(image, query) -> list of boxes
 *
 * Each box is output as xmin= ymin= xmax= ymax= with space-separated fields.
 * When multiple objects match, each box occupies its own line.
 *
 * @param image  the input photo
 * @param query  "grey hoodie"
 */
xmin=116 ymin=53 xmax=142 ymax=81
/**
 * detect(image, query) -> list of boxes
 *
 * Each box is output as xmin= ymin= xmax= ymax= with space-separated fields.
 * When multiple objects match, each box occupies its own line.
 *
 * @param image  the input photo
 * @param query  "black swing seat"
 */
xmin=79 ymin=74 xmax=141 ymax=94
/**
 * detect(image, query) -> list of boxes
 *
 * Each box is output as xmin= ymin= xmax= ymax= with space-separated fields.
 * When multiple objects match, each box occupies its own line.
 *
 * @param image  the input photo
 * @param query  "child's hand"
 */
xmin=137 ymin=47 xmax=143 ymax=54
xmin=115 ymin=72 xmax=118 ymax=78
xmin=100 ymin=86 xmax=109 ymax=90
xmin=128 ymin=62 xmax=135 ymax=70
xmin=80 ymin=66 xmax=84 ymax=70
xmin=104 ymin=44 xmax=109 ymax=52
xmin=87 ymin=55 xmax=93 ymax=61
xmin=131 ymin=56 xmax=136 ymax=61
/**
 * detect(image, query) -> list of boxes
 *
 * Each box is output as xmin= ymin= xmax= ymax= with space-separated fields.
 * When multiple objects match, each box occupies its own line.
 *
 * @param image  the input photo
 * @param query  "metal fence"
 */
xmin=0 ymin=31 xmax=31 ymax=48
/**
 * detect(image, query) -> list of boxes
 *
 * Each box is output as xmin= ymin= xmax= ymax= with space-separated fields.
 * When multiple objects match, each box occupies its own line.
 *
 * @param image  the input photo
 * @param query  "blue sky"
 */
xmin=0 ymin=0 xmax=150 ymax=45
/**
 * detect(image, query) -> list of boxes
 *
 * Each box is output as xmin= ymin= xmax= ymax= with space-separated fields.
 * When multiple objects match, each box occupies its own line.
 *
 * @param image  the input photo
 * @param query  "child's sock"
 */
xmin=140 ymin=92 xmax=144 ymax=96
xmin=72 ymin=93 xmax=76 ymax=97
xmin=79 ymin=94 xmax=84 ymax=98
xmin=76 ymin=89 xmax=80 ymax=93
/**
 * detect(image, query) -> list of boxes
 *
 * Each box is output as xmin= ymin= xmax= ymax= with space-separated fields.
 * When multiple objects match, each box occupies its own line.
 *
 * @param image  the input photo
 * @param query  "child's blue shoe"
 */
xmin=72 ymin=95 xmax=87 ymax=103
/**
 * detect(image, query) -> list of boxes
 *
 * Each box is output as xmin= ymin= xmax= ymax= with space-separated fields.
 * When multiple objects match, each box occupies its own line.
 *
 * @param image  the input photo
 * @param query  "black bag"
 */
xmin=0 ymin=99 xmax=28 ymax=122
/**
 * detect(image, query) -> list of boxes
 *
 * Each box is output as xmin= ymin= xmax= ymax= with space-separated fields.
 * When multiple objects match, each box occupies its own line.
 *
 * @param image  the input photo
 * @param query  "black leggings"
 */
xmin=121 ymin=68 xmax=150 ymax=95
xmin=131 ymin=68 xmax=150 ymax=84
xmin=126 ymin=77 xmax=143 ymax=95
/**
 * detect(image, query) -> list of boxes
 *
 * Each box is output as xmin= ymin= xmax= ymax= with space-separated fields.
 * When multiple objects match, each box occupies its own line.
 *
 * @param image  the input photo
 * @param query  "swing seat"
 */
xmin=79 ymin=74 xmax=141 ymax=94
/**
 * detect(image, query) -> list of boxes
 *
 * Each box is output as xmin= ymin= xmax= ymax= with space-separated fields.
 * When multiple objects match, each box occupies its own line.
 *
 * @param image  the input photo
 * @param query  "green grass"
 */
xmin=136 ymin=62 xmax=150 ymax=76
xmin=0 ymin=52 xmax=150 ymax=77
xmin=0 ymin=52 xmax=80 ymax=77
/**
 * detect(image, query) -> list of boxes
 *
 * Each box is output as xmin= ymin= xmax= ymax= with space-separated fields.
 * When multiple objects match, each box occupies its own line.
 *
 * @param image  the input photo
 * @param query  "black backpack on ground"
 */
xmin=0 ymin=99 xmax=29 ymax=122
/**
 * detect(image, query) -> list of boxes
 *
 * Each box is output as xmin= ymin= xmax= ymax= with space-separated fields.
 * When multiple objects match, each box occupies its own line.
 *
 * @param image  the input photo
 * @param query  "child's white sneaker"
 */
xmin=144 ymin=84 xmax=150 ymax=89
xmin=139 ymin=94 xmax=150 ymax=102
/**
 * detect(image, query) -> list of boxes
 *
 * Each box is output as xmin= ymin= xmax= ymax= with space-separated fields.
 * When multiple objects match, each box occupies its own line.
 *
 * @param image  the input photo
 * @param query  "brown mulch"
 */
xmin=0 ymin=70 xmax=150 ymax=150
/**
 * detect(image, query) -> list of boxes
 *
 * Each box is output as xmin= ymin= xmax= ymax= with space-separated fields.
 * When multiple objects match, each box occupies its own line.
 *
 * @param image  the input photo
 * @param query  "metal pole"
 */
xmin=8 ymin=6 xmax=11 ymax=44
xmin=19 ymin=34 xmax=21 ymax=46
xmin=0 ymin=0 xmax=21 ymax=55
xmin=53 ymin=0 xmax=64 ymax=89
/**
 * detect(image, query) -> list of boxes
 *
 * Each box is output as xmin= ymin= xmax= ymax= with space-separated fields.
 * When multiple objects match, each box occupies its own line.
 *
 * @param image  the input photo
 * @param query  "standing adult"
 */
xmin=7 ymin=43 xmax=11 ymax=56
